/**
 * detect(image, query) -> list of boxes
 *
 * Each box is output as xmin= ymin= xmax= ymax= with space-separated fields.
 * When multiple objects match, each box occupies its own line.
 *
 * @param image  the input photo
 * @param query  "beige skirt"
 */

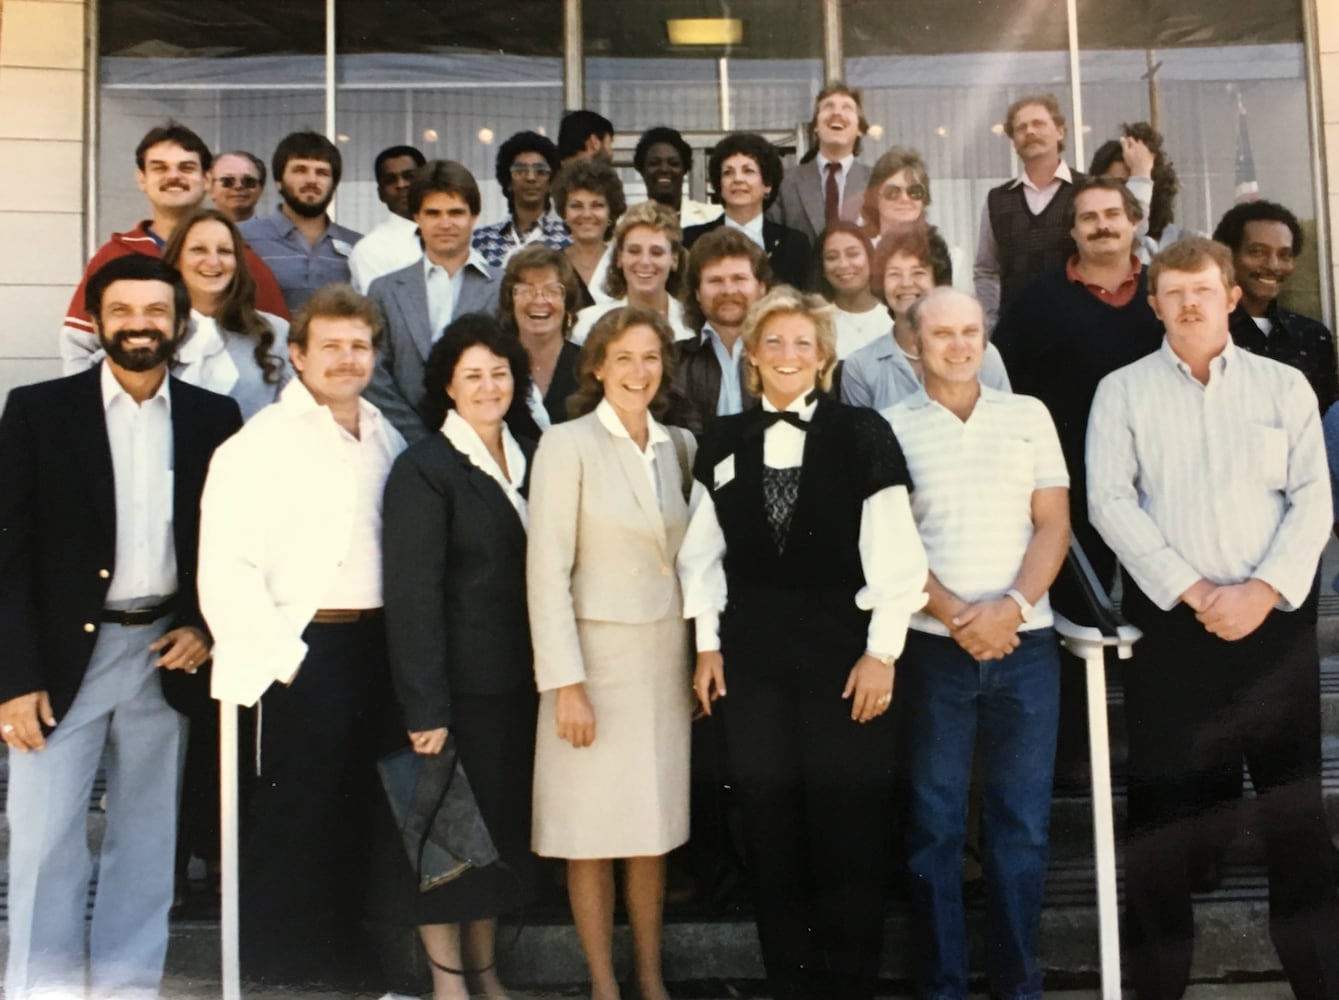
xmin=532 ymin=614 xmax=692 ymax=859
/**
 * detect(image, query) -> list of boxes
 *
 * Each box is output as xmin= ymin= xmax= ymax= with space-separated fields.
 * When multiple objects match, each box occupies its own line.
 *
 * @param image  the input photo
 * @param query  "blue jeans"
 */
xmin=901 ymin=628 xmax=1061 ymax=1000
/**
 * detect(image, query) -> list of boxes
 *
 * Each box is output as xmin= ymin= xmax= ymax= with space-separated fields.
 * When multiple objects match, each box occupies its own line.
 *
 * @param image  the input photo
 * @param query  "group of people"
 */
xmin=2 ymin=82 xmax=1338 ymax=1000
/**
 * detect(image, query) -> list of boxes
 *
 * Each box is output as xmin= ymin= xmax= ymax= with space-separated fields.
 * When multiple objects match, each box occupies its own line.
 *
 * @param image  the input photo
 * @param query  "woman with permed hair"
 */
xmin=683 ymin=132 xmax=813 ymax=289
xmin=569 ymin=200 xmax=694 ymax=344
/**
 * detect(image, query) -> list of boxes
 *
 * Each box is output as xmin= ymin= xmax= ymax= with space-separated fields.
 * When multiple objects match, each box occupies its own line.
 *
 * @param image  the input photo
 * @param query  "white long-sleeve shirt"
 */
xmin=200 ymin=378 xmax=405 ymax=706
xmin=1087 ymin=338 xmax=1330 ymax=612
xmin=678 ymin=392 xmax=928 ymax=658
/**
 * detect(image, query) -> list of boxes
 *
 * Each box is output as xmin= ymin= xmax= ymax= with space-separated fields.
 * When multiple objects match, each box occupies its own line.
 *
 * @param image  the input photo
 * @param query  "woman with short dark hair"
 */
xmin=374 ymin=313 xmax=539 ymax=1000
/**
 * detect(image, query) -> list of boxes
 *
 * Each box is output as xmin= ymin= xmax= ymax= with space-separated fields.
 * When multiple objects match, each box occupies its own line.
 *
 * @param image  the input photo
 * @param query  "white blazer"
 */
xmin=200 ymin=378 xmax=405 ymax=706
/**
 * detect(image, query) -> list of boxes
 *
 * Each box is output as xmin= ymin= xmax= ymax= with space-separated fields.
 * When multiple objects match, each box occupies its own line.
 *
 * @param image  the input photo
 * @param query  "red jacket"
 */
xmin=62 ymin=220 xmax=290 ymax=336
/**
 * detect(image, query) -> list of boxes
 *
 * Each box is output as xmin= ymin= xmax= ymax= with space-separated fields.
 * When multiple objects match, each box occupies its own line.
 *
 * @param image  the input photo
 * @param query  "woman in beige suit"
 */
xmin=527 ymin=305 xmax=696 ymax=1000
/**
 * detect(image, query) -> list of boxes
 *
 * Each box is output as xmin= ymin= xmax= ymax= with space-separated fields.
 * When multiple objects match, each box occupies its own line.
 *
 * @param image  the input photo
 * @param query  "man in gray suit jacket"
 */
xmin=366 ymin=160 xmax=500 ymax=440
xmin=767 ymin=82 xmax=872 ymax=245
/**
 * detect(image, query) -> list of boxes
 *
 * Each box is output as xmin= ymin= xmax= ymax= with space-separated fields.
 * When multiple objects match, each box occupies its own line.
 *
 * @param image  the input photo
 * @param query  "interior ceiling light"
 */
xmin=667 ymin=18 xmax=744 ymax=46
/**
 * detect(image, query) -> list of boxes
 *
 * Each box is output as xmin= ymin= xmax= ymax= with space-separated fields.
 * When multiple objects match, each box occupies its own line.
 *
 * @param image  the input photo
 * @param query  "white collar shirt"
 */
xmin=442 ymin=409 xmax=529 ymax=527
xmin=422 ymin=250 xmax=490 ymax=342
xmin=1009 ymin=159 xmax=1074 ymax=215
xmin=816 ymin=152 xmax=856 ymax=210
xmin=201 ymin=377 xmax=406 ymax=706
xmin=101 ymin=362 xmax=177 ymax=605
xmin=723 ymin=212 xmax=766 ymax=249
xmin=759 ymin=391 xmax=817 ymax=469
xmin=348 ymin=213 xmax=421 ymax=293
xmin=596 ymin=397 xmax=669 ymax=508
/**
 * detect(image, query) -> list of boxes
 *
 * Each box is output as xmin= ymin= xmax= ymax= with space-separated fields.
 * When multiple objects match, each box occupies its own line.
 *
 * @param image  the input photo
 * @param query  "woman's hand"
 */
xmin=408 ymin=727 xmax=448 ymax=755
xmin=692 ymin=651 xmax=727 ymax=717
xmin=555 ymin=683 xmax=596 ymax=748
xmin=842 ymin=653 xmax=894 ymax=723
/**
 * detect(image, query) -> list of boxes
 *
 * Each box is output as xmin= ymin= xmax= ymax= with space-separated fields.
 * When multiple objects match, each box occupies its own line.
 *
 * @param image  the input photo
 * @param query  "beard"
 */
xmin=100 ymin=328 xmax=175 ymax=372
xmin=279 ymin=183 xmax=334 ymax=219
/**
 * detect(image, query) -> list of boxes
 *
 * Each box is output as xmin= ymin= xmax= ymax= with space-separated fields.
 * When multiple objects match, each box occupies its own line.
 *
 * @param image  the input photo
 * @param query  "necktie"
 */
xmin=824 ymin=161 xmax=841 ymax=225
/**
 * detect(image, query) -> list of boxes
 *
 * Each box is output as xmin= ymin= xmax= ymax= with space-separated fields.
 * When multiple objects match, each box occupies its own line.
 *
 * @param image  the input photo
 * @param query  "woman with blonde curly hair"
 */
xmin=569 ymin=201 xmax=693 ymax=345
xmin=682 ymin=286 xmax=928 ymax=1000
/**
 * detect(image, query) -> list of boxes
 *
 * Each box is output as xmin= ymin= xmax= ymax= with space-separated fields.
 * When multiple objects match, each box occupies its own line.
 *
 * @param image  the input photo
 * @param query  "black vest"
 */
xmin=987 ymin=170 xmax=1085 ymax=312
xmin=693 ymin=398 xmax=911 ymax=668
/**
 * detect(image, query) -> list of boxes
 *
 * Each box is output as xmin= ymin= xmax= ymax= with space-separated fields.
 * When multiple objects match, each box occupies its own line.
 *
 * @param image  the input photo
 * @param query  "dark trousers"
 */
xmin=718 ymin=655 xmax=896 ymax=1000
xmin=1121 ymin=584 xmax=1339 ymax=1000
xmin=240 ymin=617 xmax=390 ymax=992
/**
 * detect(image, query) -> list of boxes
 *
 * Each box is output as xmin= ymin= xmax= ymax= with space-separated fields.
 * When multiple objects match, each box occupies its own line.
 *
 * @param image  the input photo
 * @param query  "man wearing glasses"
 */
xmin=208 ymin=150 xmax=267 ymax=223
xmin=365 ymin=160 xmax=500 ymax=441
xmin=472 ymin=130 xmax=571 ymax=268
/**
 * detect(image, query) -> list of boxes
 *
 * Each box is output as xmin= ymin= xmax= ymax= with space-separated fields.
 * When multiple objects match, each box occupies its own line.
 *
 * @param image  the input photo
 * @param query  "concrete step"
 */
xmin=0 ymin=858 xmax=1301 ymax=993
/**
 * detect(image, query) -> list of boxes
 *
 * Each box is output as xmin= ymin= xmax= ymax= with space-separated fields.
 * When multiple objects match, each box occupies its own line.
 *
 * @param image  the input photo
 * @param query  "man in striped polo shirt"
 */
xmin=885 ymin=286 xmax=1071 ymax=1000
xmin=1088 ymin=237 xmax=1339 ymax=1000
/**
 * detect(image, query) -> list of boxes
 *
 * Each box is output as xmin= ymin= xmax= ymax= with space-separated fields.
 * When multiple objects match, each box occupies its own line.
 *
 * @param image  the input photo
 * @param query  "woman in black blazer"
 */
xmin=374 ymin=313 xmax=539 ymax=1000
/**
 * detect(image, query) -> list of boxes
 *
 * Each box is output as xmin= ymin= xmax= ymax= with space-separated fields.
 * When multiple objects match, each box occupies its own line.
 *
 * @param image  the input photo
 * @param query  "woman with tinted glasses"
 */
xmin=860 ymin=148 xmax=971 ymax=292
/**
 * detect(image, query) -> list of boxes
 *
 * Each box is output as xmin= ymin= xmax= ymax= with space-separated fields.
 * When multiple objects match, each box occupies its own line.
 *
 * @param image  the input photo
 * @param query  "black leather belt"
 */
xmin=101 ymin=597 xmax=176 ymax=627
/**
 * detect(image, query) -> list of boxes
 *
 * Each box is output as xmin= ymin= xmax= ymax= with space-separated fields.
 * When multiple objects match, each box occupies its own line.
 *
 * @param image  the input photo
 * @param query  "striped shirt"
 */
xmin=1086 ymin=338 xmax=1331 ymax=611
xmin=886 ymin=385 xmax=1068 ymax=635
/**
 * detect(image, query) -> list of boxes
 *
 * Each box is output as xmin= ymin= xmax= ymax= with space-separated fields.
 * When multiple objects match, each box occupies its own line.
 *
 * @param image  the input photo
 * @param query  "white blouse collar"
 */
xmin=441 ymin=409 xmax=528 ymax=526
xmin=595 ymin=396 xmax=670 ymax=450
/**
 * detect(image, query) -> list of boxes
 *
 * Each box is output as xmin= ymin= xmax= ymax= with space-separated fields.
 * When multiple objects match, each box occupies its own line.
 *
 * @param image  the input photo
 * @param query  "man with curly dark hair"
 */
xmin=472 ymin=130 xmax=571 ymax=268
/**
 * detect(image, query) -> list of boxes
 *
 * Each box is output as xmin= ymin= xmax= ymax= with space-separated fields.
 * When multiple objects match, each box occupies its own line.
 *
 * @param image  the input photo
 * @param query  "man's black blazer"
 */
xmin=682 ymin=215 xmax=814 ymax=291
xmin=381 ymin=431 xmax=537 ymax=733
xmin=0 ymin=364 xmax=243 ymax=723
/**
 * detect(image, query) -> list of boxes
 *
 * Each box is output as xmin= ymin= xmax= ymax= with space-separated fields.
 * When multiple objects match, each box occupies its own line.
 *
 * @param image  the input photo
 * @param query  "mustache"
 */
xmin=1088 ymin=229 xmax=1121 ymax=241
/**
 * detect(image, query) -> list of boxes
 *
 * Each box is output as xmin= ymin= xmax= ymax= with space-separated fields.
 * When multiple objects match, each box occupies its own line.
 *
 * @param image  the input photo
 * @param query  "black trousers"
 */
xmin=240 ymin=617 xmax=390 ymax=992
xmin=1121 ymin=584 xmax=1339 ymax=1000
xmin=718 ymin=652 xmax=896 ymax=1000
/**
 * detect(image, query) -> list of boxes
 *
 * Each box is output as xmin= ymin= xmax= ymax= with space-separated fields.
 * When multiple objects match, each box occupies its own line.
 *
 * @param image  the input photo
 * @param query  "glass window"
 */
xmin=845 ymin=0 xmax=1075 ymax=286
xmin=98 ymin=0 xmax=326 ymax=234
xmin=1076 ymin=0 xmax=1322 ymax=316
xmin=334 ymin=0 xmax=564 ymax=232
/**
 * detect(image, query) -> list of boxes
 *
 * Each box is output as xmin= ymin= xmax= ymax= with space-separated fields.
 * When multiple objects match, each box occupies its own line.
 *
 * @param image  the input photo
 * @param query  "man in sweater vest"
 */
xmin=992 ymin=176 xmax=1164 ymax=786
xmin=974 ymin=93 xmax=1087 ymax=329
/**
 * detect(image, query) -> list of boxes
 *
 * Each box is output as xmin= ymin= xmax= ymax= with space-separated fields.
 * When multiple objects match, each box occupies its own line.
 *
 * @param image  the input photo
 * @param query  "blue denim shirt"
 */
xmin=240 ymin=209 xmax=362 ymax=314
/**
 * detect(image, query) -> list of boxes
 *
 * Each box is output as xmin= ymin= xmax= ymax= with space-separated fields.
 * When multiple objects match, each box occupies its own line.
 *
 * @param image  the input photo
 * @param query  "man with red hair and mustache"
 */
xmin=1088 ymin=236 xmax=1339 ymax=1000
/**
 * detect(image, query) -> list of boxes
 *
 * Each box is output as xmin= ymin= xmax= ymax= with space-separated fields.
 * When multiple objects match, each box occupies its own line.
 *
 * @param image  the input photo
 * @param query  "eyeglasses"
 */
xmin=510 ymin=163 xmax=552 ymax=178
xmin=878 ymin=183 xmax=927 ymax=202
xmin=216 ymin=175 xmax=261 ymax=190
xmin=513 ymin=282 xmax=565 ymax=302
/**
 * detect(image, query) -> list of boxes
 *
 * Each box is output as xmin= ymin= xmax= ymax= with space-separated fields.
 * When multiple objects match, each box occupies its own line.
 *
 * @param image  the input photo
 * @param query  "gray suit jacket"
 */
xmin=768 ymin=158 xmax=871 ymax=245
xmin=364 ymin=256 xmax=501 ymax=441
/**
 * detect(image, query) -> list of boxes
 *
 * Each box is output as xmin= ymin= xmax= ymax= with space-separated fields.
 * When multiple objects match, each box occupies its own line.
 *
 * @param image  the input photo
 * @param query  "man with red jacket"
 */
xmin=59 ymin=121 xmax=288 ymax=373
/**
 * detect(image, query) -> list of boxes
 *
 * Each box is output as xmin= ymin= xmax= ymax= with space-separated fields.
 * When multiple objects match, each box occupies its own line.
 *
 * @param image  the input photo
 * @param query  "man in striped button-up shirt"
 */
xmin=1087 ymin=237 xmax=1339 ymax=1000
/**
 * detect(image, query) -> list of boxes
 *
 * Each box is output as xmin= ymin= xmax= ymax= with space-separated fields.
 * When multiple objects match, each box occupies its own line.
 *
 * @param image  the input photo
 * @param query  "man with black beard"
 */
xmin=242 ymin=130 xmax=363 ymax=313
xmin=0 ymin=255 xmax=241 ymax=1000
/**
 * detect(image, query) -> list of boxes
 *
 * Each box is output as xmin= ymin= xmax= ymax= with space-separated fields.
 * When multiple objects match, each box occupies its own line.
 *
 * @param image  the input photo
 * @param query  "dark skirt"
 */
xmin=368 ymin=690 xmax=540 ymax=926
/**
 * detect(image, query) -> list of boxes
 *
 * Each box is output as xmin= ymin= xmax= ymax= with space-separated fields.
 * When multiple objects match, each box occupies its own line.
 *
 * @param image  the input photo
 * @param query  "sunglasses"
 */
xmin=878 ymin=183 xmax=927 ymax=202
xmin=216 ymin=175 xmax=261 ymax=190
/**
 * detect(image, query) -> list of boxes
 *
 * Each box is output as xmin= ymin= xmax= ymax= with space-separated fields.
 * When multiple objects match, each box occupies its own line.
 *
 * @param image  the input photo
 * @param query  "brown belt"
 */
xmin=310 ymin=607 xmax=383 ymax=624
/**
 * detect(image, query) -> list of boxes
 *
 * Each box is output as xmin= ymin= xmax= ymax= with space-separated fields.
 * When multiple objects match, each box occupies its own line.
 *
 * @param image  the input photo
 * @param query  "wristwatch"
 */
xmin=865 ymin=649 xmax=896 ymax=667
xmin=1005 ymin=588 xmax=1035 ymax=623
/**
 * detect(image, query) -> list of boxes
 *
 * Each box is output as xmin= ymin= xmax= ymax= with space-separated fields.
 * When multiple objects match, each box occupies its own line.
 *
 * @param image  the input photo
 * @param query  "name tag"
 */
xmin=713 ymin=455 xmax=735 ymax=490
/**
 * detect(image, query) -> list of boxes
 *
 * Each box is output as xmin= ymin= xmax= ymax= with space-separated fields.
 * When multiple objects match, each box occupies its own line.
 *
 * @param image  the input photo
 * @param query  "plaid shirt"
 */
xmin=471 ymin=211 xmax=570 ymax=267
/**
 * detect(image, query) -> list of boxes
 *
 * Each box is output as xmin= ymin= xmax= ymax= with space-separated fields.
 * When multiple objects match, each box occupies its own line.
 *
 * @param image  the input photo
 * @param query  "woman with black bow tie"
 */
xmin=681 ymin=286 xmax=928 ymax=1000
